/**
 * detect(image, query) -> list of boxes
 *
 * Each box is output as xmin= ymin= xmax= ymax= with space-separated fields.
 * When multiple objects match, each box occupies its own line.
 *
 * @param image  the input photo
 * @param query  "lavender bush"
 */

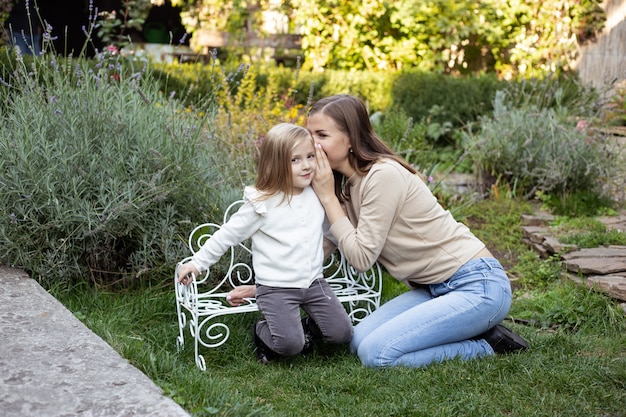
xmin=0 ymin=44 xmax=247 ymax=285
xmin=462 ymin=90 xmax=617 ymax=201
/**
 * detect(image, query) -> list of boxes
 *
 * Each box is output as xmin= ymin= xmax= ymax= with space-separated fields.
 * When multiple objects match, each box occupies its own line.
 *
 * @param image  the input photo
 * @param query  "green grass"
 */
xmin=48 ymin=199 xmax=626 ymax=417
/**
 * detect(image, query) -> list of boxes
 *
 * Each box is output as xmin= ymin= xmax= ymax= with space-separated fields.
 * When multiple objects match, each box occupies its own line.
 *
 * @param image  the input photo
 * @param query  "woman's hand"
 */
xmin=312 ymin=143 xmax=336 ymax=205
xmin=226 ymin=285 xmax=256 ymax=306
xmin=177 ymin=263 xmax=199 ymax=286
xmin=312 ymin=143 xmax=347 ymax=226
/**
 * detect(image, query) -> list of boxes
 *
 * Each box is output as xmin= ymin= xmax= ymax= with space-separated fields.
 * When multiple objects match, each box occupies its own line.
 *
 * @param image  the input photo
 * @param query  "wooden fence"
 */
xmin=576 ymin=0 xmax=626 ymax=93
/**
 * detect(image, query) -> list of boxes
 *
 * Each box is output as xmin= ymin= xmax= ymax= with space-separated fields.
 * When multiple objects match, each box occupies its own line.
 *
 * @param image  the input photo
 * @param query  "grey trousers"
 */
xmin=254 ymin=278 xmax=354 ymax=356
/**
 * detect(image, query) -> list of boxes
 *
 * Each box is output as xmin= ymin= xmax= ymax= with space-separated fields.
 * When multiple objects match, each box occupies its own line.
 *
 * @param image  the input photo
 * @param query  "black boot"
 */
xmin=301 ymin=316 xmax=322 ymax=357
xmin=252 ymin=319 xmax=278 ymax=364
xmin=473 ymin=324 xmax=529 ymax=354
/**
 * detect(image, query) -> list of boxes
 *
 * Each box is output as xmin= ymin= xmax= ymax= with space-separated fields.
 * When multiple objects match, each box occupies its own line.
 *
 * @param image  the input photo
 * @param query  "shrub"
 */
xmin=551 ymin=216 xmax=626 ymax=247
xmin=391 ymin=70 xmax=505 ymax=144
xmin=150 ymin=63 xmax=395 ymax=116
xmin=512 ymin=251 xmax=564 ymax=290
xmin=604 ymin=79 xmax=626 ymax=126
xmin=513 ymin=281 xmax=625 ymax=333
xmin=0 ymin=49 xmax=244 ymax=286
xmin=537 ymin=189 xmax=616 ymax=217
xmin=462 ymin=91 xmax=617 ymax=200
xmin=501 ymin=73 xmax=603 ymax=118
xmin=370 ymin=106 xmax=432 ymax=171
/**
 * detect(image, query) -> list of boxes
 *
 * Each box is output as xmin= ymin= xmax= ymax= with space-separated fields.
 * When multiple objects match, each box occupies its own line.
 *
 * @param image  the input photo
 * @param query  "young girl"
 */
xmin=307 ymin=94 xmax=528 ymax=368
xmin=177 ymin=123 xmax=353 ymax=364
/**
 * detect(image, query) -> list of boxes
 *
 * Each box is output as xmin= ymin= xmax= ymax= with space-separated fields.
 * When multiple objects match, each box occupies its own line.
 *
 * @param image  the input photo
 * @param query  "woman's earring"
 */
xmin=349 ymin=148 xmax=353 ymax=153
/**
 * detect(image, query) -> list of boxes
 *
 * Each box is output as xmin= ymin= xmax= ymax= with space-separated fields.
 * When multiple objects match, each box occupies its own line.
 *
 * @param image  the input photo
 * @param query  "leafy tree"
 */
xmin=1 ymin=0 xmax=607 ymax=78
xmin=291 ymin=0 xmax=605 ymax=75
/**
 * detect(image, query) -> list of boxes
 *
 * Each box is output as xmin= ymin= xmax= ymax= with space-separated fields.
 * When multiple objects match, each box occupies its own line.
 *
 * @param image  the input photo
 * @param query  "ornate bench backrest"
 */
xmin=185 ymin=199 xmax=382 ymax=318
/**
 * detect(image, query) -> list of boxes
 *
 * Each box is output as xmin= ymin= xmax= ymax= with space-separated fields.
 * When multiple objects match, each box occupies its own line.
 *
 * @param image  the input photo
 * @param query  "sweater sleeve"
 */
xmin=330 ymin=163 xmax=407 ymax=272
xmin=190 ymin=202 xmax=263 ymax=273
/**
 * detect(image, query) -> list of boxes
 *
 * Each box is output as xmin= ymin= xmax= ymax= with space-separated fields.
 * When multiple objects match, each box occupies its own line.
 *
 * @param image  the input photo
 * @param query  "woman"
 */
xmin=305 ymin=94 xmax=528 ymax=368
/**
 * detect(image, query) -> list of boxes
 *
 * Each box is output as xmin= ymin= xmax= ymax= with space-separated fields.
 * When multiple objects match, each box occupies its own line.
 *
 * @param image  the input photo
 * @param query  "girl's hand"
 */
xmin=226 ymin=285 xmax=256 ymax=306
xmin=312 ymin=143 xmax=335 ymax=204
xmin=177 ymin=263 xmax=199 ymax=285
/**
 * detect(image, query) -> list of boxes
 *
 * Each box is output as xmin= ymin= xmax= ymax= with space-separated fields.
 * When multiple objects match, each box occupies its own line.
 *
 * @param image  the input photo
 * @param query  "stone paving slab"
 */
xmin=0 ymin=266 xmax=190 ymax=417
xmin=563 ymin=255 xmax=626 ymax=275
xmin=522 ymin=212 xmax=626 ymax=302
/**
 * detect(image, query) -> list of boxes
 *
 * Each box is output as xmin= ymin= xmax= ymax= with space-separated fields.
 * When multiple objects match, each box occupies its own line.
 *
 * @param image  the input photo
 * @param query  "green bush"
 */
xmin=149 ymin=62 xmax=395 ymax=115
xmin=501 ymin=73 xmax=603 ymax=118
xmin=150 ymin=59 xmax=255 ymax=109
xmin=513 ymin=281 xmax=624 ymax=333
xmin=604 ymin=80 xmax=626 ymax=126
xmin=0 ymin=50 xmax=243 ymax=286
xmin=370 ymin=106 xmax=433 ymax=171
xmin=120 ymin=63 xmax=511 ymax=137
xmin=391 ymin=70 xmax=505 ymax=144
xmin=512 ymin=251 xmax=564 ymax=290
xmin=538 ymin=190 xmax=616 ymax=217
xmin=462 ymin=91 xmax=617 ymax=200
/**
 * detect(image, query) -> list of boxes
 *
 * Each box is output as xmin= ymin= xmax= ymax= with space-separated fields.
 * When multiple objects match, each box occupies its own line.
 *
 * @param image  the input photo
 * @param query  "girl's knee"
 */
xmin=325 ymin=322 xmax=354 ymax=344
xmin=271 ymin=337 xmax=304 ymax=356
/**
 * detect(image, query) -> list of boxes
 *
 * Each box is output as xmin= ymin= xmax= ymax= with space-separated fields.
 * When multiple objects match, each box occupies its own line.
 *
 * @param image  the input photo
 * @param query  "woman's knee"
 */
xmin=356 ymin=341 xmax=385 ymax=368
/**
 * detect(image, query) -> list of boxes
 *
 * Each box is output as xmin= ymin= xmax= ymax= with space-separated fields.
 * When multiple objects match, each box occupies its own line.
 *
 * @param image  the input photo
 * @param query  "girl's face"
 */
xmin=307 ymin=113 xmax=351 ymax=172
xmin=290 ymin=139 xmax=316 ymax=195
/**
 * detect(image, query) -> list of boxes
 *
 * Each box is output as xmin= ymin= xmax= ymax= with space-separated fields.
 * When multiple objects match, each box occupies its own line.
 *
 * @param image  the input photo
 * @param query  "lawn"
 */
xmin=50 ymin=199 xmax=626 ymax=417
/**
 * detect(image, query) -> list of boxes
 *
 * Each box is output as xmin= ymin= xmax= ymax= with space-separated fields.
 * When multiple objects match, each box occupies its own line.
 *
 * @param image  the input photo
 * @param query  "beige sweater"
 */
xmin=329 ymin=159 xmax=485 ymax=286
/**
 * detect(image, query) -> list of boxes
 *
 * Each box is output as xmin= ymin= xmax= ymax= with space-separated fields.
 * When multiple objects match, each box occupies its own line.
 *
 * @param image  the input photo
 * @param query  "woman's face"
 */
xmin=306 ymin=112 xmax=351 ymax=171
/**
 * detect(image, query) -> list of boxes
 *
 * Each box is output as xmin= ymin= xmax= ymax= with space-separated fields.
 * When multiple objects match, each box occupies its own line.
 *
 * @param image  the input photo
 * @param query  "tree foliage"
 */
xmin=167 ymin=0 xmax=605 ymax=78
xmin=0 ymin=0 xmax=607 ymax=77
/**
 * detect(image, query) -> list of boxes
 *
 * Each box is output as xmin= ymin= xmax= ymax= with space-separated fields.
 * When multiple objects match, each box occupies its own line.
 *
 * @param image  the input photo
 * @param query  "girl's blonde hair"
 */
xmin=255 ymin=123 xmax=314 ymax=202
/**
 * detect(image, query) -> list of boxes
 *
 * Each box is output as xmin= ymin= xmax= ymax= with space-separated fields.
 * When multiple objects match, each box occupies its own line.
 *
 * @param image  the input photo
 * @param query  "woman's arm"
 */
xmin=330 ymin=162 xmax=408 ymax=272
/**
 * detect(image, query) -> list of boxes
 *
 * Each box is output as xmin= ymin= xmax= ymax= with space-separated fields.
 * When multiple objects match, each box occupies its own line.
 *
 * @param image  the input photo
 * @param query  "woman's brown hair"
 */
xmin=307 ymin=94 xmax=417 ymax=200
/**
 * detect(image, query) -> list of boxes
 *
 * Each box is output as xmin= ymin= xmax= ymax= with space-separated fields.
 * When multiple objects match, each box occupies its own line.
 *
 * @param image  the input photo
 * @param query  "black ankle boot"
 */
xmin=301 ymin=316 xmax=322 ymax=357
xmin=474 ymin=324 xmax=529 ymax=354
xmin=252 ymin=319 xmax=277 ymax=364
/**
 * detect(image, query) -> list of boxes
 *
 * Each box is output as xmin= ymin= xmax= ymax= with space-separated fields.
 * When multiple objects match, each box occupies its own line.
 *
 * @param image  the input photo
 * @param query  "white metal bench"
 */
xmin=174 ymin=200 xmax=383 ymax=370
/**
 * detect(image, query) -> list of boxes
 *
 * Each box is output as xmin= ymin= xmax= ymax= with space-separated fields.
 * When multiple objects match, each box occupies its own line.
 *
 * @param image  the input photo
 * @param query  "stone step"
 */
xmin=521 ymin=214 xmax=626 ymax=302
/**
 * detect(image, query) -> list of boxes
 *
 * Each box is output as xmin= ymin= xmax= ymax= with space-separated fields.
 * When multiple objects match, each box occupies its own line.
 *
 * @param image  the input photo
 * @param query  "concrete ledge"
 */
xmin=0 ymin=266 xmax=190 ymax=417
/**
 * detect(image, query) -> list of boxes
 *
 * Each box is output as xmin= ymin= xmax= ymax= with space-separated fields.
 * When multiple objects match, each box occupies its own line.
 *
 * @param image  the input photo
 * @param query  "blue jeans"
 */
xmin=350 ymin=258 xmax=512 ymax=368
